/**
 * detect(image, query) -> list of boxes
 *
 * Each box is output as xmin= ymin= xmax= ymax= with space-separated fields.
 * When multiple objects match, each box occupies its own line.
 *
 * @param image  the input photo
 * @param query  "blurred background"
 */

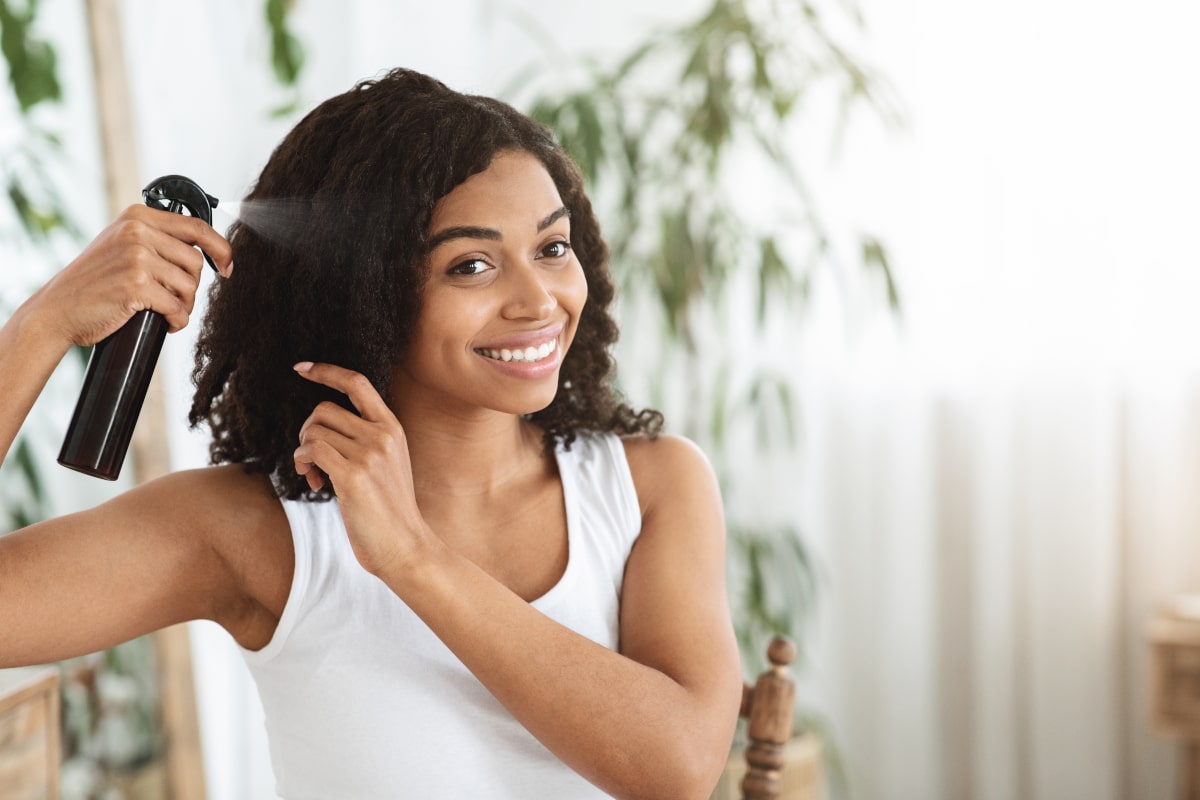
xmin=3 ymin=0 xmax=1200 ymax=798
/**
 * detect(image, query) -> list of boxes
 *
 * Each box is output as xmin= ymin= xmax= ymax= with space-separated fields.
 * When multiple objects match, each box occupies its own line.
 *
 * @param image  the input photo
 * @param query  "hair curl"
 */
xmin=188 ymin=68 xmax=662 ymax=500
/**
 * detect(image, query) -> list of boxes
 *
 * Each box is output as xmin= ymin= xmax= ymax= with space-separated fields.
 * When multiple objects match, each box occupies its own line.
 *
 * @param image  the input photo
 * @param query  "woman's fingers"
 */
xmin=293 ymin=362 xmax=392 ymax=422
xmin=294 ymin=434 xmax=351 ymax=492
xmin=292 ymin=364 xmax=414 ymax=503
xmin=138 ymin=280 xmax=192 ymax=333
xmin=139 ymin=204 xmax=233 ymax=277
xmin=39 ymin=203 xmax=234 ymax=347
xmin=145 ymin=225 xmax=208 ymax=293
xmin=298 ymin=400 xmax=371 ymax=444
xmin=295 ymin=406 xmax=378 ymax=491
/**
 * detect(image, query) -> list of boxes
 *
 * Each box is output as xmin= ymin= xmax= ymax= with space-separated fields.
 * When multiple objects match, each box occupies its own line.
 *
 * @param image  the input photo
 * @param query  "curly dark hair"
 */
xmin=188 ymin=68 xmax=662 ymax=500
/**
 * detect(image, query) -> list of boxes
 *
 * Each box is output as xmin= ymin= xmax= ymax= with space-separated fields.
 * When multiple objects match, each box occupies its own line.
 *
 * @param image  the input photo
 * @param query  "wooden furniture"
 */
xmin=740 ymin=636 xmax=799 ymax=800
xmin=1150 ymin=595 xmax=1200 ymax=800
xmin=0 ymin=667 xmax=61 ymax=800
xmin=711 ymin=635 xmax=821 ymax=800
xmin=712 ymin=735 xmax=822 ymax=800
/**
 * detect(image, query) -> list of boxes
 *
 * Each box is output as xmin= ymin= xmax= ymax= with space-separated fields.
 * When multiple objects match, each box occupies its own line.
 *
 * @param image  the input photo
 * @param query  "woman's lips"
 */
xmin=473 ymin=322 xmax=564 ymax=353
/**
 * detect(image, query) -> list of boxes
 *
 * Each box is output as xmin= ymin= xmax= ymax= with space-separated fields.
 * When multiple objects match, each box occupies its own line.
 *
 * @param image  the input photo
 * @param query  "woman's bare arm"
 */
xmin=390 ymin=435 xmax=742 ymax=800
xmin=291 ymin=363 xmax=742 ymax=800
xmin=0 ymin=301 xmax=74 ymax=467
xmin=0 ymin=466 xmax=289 ymax=668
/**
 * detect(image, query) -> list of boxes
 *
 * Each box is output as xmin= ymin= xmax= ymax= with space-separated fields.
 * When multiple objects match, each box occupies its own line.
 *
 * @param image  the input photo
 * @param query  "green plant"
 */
xmin=0 ymin=0 xmax=78 ymax=255
xmin=0 ymin=0 xmax=76 ymax=533
xmin=511 ymin=0 xmax=900 ymax=714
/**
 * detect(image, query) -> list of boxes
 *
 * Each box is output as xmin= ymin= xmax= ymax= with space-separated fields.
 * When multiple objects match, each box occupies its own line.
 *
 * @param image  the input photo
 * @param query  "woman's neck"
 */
xmin=397 ymin=409 xmax=546 ymax=501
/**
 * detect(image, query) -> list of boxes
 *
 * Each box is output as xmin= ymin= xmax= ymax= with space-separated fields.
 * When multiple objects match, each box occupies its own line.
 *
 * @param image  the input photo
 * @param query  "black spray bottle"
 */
xmin=58 ymin=175 xmax=220 ymax=480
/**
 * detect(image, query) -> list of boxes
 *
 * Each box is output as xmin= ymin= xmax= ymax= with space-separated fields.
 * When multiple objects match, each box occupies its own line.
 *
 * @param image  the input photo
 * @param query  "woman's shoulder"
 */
xmin=123 ymin=464 xmax=291 ymax=563
xmin=135 ymin=463 xmax=284 ymax=522
xmin=619 ymin=432 xmax=716 ymax=478
xmin=618 ymin=433 xmax=718 ymax=518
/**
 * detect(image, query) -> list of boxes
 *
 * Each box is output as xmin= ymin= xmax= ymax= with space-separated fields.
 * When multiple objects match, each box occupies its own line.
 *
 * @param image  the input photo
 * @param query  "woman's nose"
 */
xmin=501 ymin=261 xmax=557 ymax=320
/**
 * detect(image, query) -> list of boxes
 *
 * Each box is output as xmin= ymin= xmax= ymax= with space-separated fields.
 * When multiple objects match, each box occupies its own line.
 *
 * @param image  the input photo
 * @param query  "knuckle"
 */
xmin=117 ymin=204 xmax=145 ymax=222
xmin=117 ymin=217 xmax=149 ymax=243
xmin=349 ymin=374 xmax=373 ymax=394
xmin=126 ymin=264 xmax=153 ymax=290
xmin=380 ymin=431 xmax=403 ymax=457
xmin=128 ymin=243 xmax=155 ymax=270
xmin=364 ymin=447 xmax=387 ymax=469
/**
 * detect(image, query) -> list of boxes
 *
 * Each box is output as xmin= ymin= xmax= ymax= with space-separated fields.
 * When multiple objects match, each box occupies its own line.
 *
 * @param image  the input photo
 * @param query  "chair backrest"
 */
xmin=739 ymin=636 xmax=797 ymax=800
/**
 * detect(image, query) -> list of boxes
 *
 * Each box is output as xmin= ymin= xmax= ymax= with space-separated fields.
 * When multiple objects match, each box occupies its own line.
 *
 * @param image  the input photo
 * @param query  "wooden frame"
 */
xmin=0 ymin=667 xmax=61 ymax=799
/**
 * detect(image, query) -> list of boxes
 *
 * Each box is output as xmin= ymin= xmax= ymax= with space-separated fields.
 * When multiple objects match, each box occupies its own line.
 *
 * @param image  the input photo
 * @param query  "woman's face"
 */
xmin=395 ymin=150 xmax=588 ymax=417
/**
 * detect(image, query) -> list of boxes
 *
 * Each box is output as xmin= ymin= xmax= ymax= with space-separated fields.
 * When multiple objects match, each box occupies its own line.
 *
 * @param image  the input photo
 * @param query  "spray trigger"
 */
xmin=142 ymin=174 xmax=221 ymax=272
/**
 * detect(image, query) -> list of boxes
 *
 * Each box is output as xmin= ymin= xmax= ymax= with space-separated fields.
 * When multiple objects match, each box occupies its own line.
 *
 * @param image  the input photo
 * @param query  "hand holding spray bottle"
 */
xmin=58 ymin=175 xmax=220 ymax=480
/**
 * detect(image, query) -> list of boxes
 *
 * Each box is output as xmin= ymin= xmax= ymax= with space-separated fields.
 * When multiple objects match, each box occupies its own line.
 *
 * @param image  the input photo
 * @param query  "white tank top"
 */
xmin=241 ymin=432 xmax=642 ymax=799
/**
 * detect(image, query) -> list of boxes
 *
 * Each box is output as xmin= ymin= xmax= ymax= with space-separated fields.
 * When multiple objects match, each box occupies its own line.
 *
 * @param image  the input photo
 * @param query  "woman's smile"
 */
xmin=473 ymin=321 xmax=563 ymax=365
xmin=475 ymin=337 xmax=556 ymax=364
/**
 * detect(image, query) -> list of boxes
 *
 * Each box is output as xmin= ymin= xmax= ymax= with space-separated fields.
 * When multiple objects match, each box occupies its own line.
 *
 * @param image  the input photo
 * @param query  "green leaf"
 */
xmin=7 ymin=177 xmax=65 ymax=238
xmin=0 ymin=0 xmax=62 ymax=112
xmin=270 ymin=97 xmax=302 ymax=118
xmin=570 ymin=93 xmax=606 ymax=186
xmin=861 ymin=234 xmax=901 ymax=310
xmin=708 ymin=360 xmax=731 ymax=448
xmin=756 ymin=236 xmax=791 ymax=324
xmin=13 ymin=437 xmax=43 ymax=504
xmin=265 ymin=0 xmax=304 ymax=87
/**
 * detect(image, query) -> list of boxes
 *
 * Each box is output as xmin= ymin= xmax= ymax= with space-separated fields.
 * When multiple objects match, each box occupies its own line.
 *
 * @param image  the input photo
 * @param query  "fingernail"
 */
xmin=294 ymin=361 xmax=314 ymax=373
xmin=225 ymin=260 xmax=234 ymax=278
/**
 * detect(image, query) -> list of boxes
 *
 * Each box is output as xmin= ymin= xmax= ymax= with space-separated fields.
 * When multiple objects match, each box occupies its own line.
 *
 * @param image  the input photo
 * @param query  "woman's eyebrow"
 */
xmin=537 ymin=206 xmax=570 ymax=231
xmin=427 ymin=206 xmax=571 ymax=251
xmin=427 ymin=225 xmax=500 ymax=250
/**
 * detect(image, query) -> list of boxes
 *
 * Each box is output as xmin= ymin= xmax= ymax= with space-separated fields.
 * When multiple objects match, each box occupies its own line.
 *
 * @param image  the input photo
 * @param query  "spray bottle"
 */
xmin=58 ymin=175 xmax=220 ymax=480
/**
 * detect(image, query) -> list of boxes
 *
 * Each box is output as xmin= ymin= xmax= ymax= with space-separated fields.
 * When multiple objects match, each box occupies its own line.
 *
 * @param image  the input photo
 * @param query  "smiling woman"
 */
xmin=0 ymin=68 xmax=742 ymax=799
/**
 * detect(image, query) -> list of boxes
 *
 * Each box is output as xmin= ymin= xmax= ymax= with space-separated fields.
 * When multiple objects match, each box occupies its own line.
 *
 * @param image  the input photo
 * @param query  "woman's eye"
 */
xmin=449 ymin=258 xmax=489 ymax=276
xmin=540 ymin=241 xmax=571 ymax=259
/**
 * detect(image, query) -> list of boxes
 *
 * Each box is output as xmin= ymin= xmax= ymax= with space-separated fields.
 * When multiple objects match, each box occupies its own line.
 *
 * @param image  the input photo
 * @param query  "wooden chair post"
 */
xmin=740 ymin=636 xmax=797 ymax=800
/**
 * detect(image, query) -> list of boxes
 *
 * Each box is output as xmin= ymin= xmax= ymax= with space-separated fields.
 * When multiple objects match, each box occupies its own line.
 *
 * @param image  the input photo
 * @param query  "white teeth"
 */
xmin=477 ymin=337 xmax=557 ymax=364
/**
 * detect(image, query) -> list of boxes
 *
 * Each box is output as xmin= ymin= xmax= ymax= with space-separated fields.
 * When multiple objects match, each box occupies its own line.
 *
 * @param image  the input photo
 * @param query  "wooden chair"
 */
xmin=739 ymin=635 xmax=798 ymax=800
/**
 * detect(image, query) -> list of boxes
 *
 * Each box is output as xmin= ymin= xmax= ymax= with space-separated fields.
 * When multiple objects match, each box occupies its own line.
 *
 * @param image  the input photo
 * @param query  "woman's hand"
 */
xmin=292 ymin=361 xmax=435 ymax=577
xmin=29 ymin=204 xmax=233 ymax=348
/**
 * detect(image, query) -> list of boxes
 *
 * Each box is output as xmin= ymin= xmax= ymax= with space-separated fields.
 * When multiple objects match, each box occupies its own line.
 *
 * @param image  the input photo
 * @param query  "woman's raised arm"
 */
xmin=0 ymin=205 xmax=243 ymax=668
